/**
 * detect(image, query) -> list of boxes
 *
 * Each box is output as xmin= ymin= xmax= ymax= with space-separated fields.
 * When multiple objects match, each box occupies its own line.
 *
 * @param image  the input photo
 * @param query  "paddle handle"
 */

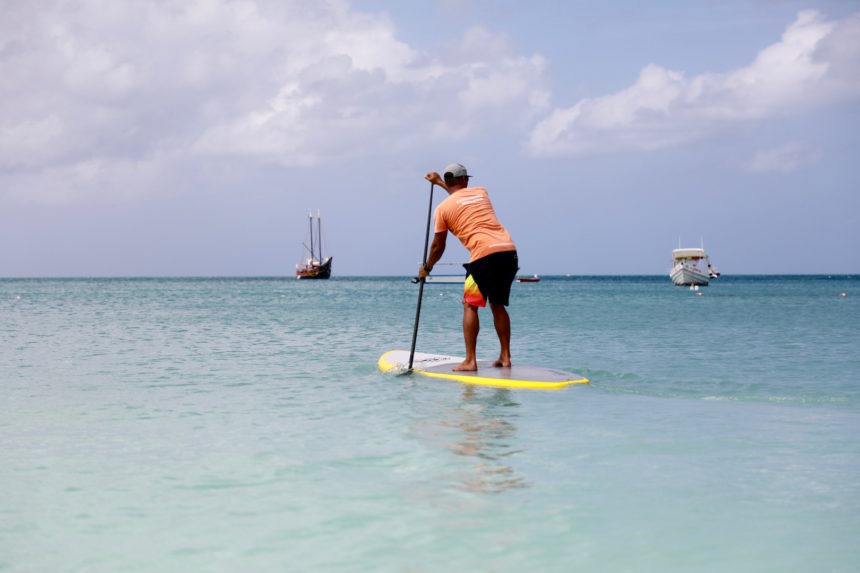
xmin=408 ymin=181 xmax=435 ymax=370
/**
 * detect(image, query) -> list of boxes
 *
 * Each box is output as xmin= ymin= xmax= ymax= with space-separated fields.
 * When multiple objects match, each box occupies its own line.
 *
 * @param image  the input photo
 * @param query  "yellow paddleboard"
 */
xmin=378 ymin=350 xmax=589 ymax=390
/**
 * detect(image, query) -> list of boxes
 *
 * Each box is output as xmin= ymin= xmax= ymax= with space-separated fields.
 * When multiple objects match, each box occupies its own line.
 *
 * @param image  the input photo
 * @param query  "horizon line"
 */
xmin=2 ymin=273 xmax=858 ymax=280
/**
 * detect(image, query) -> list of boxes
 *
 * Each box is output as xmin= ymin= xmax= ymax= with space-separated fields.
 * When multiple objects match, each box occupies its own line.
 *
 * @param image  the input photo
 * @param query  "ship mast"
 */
xmin=308 ymin=210 xmax=314 ymax=264
xmin=317 ymin=210 xmax=323 ymax=264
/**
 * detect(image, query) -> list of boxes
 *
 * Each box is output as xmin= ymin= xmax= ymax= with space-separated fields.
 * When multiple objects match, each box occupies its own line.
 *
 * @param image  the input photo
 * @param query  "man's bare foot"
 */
xmin=493 ymin=357 xmax=511 ymax=368
xmin=453 ymin=359 xmax=478 ymax=371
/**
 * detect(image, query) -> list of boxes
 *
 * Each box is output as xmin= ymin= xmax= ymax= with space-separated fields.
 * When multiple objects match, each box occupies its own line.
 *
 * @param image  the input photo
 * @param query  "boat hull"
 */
xmin=670 ymin=264 xmax=708 ymax=286
xmin=296 ymin=257 xmax=332 ymax=280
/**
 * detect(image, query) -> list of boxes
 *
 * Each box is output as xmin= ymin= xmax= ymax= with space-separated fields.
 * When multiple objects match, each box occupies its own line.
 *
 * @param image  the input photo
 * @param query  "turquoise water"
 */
xmin=1 ymin=276 xmax=858 ymax=572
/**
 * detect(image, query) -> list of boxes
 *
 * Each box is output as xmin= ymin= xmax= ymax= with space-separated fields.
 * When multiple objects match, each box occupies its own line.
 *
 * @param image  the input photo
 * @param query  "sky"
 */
xmin=1 ymin=0 xmax=859 ymax=277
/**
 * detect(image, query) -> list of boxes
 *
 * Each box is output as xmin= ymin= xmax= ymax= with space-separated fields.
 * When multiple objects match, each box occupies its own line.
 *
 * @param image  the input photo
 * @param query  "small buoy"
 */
xmin=12 ymin=295 xmax=20 ymax=301
xmin=697 ymin=292 xmax=704 ymax=296
xmin=840 ymin=292 xmax=847 ymax=297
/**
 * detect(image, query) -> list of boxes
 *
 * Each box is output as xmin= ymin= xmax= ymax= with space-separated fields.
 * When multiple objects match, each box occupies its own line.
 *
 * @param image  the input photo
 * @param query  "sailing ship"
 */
xmin=296 ymin=210 xmax=332 ymax=280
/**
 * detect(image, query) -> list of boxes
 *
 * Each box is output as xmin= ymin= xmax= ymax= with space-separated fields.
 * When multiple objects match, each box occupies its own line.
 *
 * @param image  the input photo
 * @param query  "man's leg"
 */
xmin=490 ymin=302 xmax=511 ymax=367
xmin=454 ymin=302 xmax=479 ymax=371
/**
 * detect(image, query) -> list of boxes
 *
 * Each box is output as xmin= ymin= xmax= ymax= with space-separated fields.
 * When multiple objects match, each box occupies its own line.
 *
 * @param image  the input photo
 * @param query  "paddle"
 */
xmin=408 ymin=181 xmax=435 ymax=370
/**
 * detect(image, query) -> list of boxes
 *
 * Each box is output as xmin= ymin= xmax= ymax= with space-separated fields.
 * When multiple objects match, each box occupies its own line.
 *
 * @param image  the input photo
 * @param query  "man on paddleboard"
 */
xmin=417 ymin=163 xmax=519 ymax=372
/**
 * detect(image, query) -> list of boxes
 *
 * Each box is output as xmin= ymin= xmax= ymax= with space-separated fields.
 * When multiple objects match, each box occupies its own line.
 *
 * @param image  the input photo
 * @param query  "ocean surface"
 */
xmin=1 ymin=275 xmax=858 ymax=572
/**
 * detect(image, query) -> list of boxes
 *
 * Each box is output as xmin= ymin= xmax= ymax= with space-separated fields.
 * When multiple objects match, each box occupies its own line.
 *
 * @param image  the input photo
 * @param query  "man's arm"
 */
xmin=418 ymin=231 xmax=447 ymax=280
xmin=424 ymin=172 xmax=449 ymax=191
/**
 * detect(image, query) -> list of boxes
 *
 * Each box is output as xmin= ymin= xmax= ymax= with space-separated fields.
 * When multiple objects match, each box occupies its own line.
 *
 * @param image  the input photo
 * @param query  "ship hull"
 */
xmin=296 ymin=257 xmax=332 ymax=280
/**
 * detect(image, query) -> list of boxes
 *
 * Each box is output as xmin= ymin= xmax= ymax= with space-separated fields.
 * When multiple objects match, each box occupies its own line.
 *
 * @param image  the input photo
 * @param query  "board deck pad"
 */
xmin=379 ymin=350 xmax=589 ymax=390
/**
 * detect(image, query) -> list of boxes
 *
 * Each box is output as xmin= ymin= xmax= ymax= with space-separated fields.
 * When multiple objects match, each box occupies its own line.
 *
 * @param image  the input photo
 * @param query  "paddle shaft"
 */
xmin=408 ymin=181 xmax=435 ymax=370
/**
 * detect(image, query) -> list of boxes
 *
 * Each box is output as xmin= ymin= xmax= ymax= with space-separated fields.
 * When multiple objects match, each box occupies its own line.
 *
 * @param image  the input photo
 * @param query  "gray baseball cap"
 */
xmin=443 ymin=163 xmax=471 ymax=179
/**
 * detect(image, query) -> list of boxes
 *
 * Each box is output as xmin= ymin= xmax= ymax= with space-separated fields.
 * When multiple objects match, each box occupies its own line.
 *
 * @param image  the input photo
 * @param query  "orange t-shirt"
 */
xmin=434 ymin=187 xmax=516 ymax=262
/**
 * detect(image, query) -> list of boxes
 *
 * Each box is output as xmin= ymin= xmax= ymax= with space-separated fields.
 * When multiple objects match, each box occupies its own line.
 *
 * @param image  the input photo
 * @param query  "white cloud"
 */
xmin=528 ymin=10 xmax=860 ymax=157
xmin=0 ymin=0 xmax=549 ymax=204
xmin=6 ymin=4 xmax=855 ymax=207
xmin=1 ymin=155 xmax=170 ymax=206
xmin=747 ymin=142 xmax=818 ymax=173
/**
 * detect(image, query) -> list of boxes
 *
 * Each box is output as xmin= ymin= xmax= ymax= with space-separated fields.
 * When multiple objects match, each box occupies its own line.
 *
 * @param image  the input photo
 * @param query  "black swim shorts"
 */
xmin=463 ymin=250 xmax=519 ymax=307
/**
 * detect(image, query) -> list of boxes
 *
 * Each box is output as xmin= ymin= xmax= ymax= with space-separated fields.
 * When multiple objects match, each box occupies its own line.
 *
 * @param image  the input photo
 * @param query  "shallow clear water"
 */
xmin=1 ymin=276 xmax=858 ymax=572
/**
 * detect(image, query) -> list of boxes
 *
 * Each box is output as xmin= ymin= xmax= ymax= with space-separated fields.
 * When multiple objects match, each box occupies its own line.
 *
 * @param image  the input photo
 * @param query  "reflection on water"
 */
xmin=440 ymin=387 xmax=527 ymax=493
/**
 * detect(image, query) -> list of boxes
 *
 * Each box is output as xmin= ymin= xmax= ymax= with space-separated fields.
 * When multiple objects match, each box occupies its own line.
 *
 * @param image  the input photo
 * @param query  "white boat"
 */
xmin=670 ymin=247 xmax=711 ymax=286
xmin=425 ymin=274 xmax=466 ymax=284
xmin=708 ymin=264 xmax=721 ymax=279
xmin=422 ymin=262 xmax=466 ymax=284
